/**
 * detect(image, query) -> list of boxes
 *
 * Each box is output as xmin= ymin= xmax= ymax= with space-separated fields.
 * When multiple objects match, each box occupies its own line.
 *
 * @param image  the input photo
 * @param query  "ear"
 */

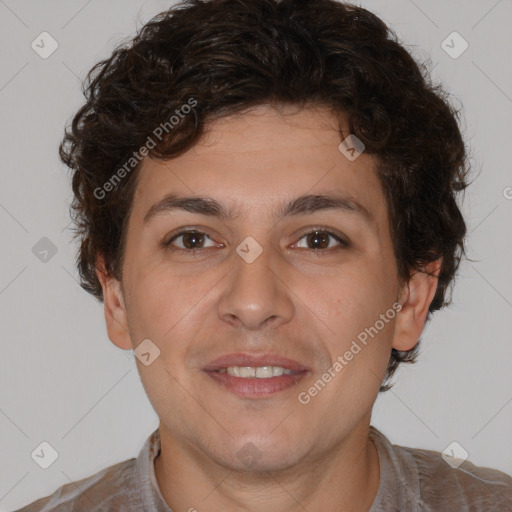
xmin=392 ymin=258 xmax=442 ymax=351
xmin=96 ymin=253 xmax=132 ymax=350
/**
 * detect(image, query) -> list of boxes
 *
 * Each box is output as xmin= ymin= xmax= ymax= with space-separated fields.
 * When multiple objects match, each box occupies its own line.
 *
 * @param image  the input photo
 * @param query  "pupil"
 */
xmin=308 ymin=232 xmax=328 ymax=249
xmin=184 ymin=232 xmax=203 ymax=249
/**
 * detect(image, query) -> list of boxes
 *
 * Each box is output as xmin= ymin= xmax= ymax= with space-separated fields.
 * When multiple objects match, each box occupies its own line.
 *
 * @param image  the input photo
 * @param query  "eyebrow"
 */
xmin=143 ymin=192 xmax=374 ymax=225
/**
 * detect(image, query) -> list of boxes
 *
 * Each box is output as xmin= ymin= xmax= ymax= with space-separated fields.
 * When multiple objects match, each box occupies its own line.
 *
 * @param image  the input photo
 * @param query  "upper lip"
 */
xmin=202 ymin=353 xmax=310 ymax=372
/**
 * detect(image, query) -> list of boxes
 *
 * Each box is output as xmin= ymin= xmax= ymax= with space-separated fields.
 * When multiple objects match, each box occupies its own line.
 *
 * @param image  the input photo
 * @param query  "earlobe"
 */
xmin=392 ymin=259 xmax=442 ymax=352
xmin=95 ymin=254 xmax=132 ymax=350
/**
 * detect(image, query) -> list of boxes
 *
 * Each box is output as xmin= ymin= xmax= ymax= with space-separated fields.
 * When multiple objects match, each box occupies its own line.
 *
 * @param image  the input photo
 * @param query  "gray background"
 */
xmin=1 ymin=0 xmax=511 ymax=509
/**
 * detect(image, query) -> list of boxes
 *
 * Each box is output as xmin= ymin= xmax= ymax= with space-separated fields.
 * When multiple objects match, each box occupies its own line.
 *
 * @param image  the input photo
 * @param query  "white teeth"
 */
xmin=272 ymin=366 xmax=285 ymax=377
xmin=239 ymin=366 xmax=255 ymax=378
xmin=256 ymin=366 xmax=273 ymax=378
xmin=223 ymin=366 xmax=293 ymax=378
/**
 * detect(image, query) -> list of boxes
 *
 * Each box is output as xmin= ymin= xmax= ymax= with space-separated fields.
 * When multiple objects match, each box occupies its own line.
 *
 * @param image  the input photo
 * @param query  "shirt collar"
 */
xmin=136 ymin=428 xmax=174 ymax=512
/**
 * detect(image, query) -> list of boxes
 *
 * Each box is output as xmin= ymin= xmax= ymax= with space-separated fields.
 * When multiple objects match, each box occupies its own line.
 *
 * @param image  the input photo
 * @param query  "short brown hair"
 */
xmin=59 ymin=0 xmax=470 ymax=390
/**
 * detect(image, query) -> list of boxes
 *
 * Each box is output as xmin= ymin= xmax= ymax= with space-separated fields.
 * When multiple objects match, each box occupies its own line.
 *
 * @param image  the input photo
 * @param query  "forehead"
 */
xmin=130 ymin=104 xmax=387 ymax=228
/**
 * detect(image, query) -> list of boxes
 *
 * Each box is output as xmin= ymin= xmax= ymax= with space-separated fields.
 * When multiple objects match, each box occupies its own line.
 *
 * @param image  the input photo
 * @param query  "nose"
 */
xmin=217 ymin=241 xmax=295 ymax=330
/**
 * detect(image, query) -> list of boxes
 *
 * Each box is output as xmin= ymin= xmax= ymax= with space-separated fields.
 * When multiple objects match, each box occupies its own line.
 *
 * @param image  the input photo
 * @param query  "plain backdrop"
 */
xmin=1 ymin=0 xmax=511 ymax=509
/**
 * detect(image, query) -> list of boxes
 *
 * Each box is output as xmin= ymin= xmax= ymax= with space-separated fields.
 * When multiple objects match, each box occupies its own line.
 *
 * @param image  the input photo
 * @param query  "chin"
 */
xmin=219 ymin=446 xmax=303 ymax=474
xmin=218 ymin=432 xmax=305 ymax=473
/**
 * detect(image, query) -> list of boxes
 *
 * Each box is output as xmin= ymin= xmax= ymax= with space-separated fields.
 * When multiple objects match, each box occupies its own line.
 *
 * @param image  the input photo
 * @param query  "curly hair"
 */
xmin=59 ymin=0 xmax=470 ymax=391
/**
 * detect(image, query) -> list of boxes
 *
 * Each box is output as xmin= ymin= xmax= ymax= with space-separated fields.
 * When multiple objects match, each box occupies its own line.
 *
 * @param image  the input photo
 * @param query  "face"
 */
xmin=99 ymin=103 xmax=437 ymax=472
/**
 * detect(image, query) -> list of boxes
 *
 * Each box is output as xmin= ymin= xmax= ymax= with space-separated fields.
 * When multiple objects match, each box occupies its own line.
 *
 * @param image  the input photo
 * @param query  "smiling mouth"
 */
xmin=217 ymin=365 xmax=298 ymax=377
xmin=203 ymin=367 xmax=309 ymax=398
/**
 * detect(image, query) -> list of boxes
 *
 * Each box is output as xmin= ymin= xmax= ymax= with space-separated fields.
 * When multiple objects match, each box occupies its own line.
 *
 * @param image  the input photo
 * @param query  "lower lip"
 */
xmin=203 ymin=370 xmax=309 ymax=398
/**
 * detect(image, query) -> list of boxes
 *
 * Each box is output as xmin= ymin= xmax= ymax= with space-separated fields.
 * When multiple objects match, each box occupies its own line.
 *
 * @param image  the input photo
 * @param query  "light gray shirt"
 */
xmin=13 ymin=426 xmax=512 ymax=511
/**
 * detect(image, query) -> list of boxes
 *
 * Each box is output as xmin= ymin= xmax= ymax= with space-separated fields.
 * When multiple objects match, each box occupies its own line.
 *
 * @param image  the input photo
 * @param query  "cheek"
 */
xmin=324 ymin=264 xmax=393 ymax=327
xmin=313 ymin=260 xmax=397 ymax=374
xmin=125 ymin=263 xmax=223 ymax=362
xmin=125 ymin=268 xmax=188 ymax=340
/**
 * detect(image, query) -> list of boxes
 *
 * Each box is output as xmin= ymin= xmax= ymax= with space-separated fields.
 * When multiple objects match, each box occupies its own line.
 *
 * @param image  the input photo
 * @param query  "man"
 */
xmin=15 ymin=0 xmax=512 ymax=510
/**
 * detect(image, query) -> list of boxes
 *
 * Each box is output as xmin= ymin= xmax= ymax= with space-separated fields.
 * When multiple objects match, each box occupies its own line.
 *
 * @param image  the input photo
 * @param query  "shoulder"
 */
xmin=12 ymin=457 xmax=139 ymax=512
xmin=370 ymin=427 xmax=512 ymax=511
xmin=396 ymin=443 xmax=512 ymax=510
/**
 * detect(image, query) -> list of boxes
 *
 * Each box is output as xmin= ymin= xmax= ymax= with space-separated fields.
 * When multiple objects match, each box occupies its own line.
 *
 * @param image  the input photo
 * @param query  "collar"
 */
xmin=135 ymin=428 xmax=174 ymax=512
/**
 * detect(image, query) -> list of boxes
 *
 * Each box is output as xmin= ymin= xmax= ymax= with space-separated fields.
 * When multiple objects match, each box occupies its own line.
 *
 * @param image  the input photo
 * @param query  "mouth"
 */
xmin=202 ymin=353 xmax=311 ymax=398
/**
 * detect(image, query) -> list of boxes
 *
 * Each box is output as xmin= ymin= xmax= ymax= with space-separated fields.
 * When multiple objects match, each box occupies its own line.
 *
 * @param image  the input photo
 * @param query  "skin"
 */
xmin=97 ymin=103 xmax=440 ymax=512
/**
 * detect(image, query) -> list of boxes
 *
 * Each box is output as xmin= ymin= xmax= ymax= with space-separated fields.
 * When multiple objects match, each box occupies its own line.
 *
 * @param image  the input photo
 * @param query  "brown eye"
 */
xmin=295 ymin=230 xmax=348 ymax=251
xmin=165 ymin=230 xmax=216 ymax=251
xmin=305 ymin=231 xmax=330 ymax=249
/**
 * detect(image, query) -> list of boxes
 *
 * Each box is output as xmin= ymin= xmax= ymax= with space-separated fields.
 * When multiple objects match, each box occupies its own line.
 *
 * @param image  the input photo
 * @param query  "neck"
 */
xmin=154 ymin=420 xmax=380 ymax=512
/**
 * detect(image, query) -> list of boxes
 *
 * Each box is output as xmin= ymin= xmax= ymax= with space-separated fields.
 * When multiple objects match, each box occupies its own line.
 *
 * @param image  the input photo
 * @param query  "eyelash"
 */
xmin=164 ymin=227 xmax=349 ymax=255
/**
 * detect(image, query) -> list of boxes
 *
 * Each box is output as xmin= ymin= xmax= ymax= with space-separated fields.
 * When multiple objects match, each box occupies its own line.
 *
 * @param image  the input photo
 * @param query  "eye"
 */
xmin=164 ymin=227 xmax=349 ymax=254
xmin=165 ymin=230 xmax=219 ymax=252
xmin=293 ymin=229 xmax=349 ymax=251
